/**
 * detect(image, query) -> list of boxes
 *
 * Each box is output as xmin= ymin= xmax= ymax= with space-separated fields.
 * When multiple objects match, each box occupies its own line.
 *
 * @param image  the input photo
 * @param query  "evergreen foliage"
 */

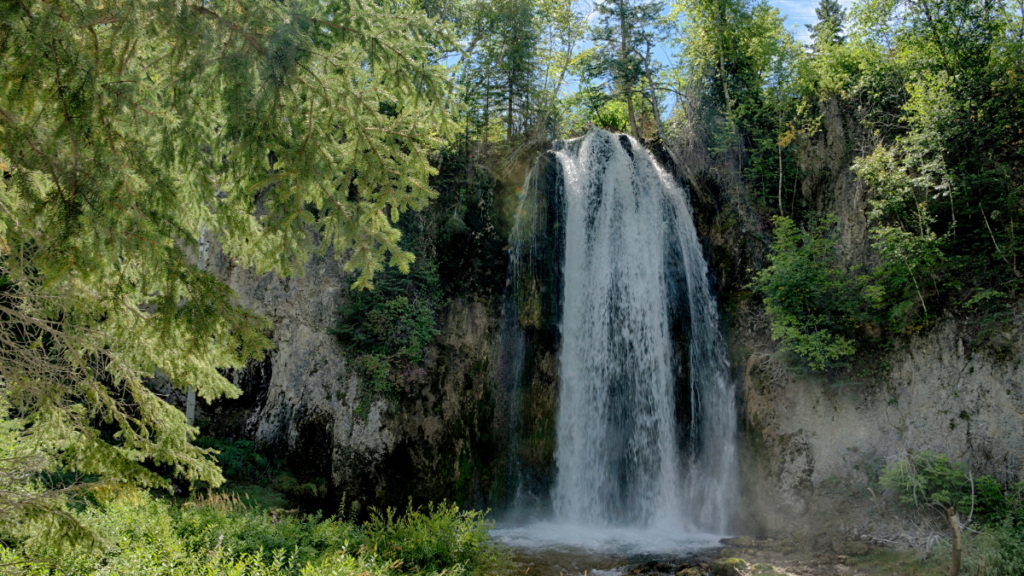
xmin=590 ymin=0 xmax=664 ymax=139
xmin=806 ymin=0 xmax=848 ymax=49
xmin=448 ymin=0 xmax=583 ymax=143
xmin=0 ymin=0 xmax=453 ymax=543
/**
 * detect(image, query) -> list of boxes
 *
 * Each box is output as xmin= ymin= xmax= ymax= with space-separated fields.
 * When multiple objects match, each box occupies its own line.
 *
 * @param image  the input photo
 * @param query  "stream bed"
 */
xmin=492 ymin=524 xmax=725 ymax=576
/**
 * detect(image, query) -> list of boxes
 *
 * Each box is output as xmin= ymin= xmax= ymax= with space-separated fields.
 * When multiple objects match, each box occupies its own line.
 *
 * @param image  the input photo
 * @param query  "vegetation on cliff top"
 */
xmin=724 ymin=0 xmax=1024 ymax=371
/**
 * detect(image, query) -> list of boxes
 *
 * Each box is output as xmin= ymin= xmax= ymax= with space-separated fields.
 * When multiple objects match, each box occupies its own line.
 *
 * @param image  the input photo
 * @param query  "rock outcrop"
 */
xmin=197 ymin=242 xmax=505 ymax=510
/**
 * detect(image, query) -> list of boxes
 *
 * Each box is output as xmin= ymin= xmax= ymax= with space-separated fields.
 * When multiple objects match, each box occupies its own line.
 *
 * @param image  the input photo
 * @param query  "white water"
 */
xmin=496 ymin=130 xmax=737 ymax=552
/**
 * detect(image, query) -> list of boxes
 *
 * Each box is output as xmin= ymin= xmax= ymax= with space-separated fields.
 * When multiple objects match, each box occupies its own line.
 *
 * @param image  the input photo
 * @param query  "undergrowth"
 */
xmin=0 ymin=489 xmax=505 ymax=576
xmin=875 ymin=451 xmax=1024 ymax=576
xmin=192 ymin=437 xmax=328 ymax=506
xmin=329 ymin=260 xmax=443 ymax=415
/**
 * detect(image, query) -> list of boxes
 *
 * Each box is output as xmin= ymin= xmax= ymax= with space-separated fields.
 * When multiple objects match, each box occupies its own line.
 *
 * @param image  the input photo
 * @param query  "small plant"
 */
xmin=879 ymin=451 xmax=1024 ymax=575
xmin=879 ymin=451 xmax=1008 ymax=520
xmin=5 ymin=487 xmax=496 ymax=575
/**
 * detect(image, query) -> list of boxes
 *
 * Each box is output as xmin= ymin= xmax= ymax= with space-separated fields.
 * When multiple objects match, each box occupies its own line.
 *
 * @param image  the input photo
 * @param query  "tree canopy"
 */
xmin=0 ymin=0 xmax=453 ymax=532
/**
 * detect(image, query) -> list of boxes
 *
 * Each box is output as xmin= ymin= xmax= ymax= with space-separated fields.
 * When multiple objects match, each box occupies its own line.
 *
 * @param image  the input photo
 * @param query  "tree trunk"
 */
xmin=778 ymin=144 xmax=784 ymax=215
xmin=948 ymin=507 xmax=962 ymax=576
xmin=185 ymin=387 xmax=196 ymax=426
xmin=187 ymin=228 xmax=209 ymax=427
xmin=620 ymin=1 xmax=639 ymax=139
xmin=715 ymin=1 xmax=741 ymax=169
xmin=644 ymin=42 xmax=664 ymax=142
xmin=508 ymin=79 xmax=514 ymax=141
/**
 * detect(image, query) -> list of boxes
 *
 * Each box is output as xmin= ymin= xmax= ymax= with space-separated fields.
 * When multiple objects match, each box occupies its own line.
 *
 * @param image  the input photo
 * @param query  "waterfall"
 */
xmin=498 ymin=129 xmax=737 ymax=541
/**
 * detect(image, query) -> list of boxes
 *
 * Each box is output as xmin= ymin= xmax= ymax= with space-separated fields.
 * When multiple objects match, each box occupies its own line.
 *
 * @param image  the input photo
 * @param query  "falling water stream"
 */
xmin=493 ymin=131 xmax=737 ymax=567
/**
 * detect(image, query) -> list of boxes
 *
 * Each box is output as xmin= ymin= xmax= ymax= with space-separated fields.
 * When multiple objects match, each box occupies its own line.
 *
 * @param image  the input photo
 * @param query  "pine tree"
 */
xmin=591 ymin=0 xmax=664 ymax=139
xmin=806 ymin=0 xmax=847 ymax=49
xmin=0 ymin=0 xmax=453 ymax=542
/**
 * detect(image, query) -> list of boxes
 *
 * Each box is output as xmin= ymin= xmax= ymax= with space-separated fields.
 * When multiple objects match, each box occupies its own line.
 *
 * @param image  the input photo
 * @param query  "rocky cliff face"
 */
xmin=193 ymin=113 xmax=1023 ymax=539
xmin=732 ymin=302 xmax=1024 ymax=536
xmin=198 ymin=240 xmax=507 ymax=511
xmin=699 ymin=98 xmax=1024 ymax=538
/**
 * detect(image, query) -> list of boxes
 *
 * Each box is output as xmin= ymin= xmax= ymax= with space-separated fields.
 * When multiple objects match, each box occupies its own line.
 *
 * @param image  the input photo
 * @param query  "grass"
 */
xmin=199 ymin=483 xmax=292 ymax=511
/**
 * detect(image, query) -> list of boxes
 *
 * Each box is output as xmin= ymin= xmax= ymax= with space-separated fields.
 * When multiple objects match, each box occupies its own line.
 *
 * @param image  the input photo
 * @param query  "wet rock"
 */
xmin=719 ymin=548 xmax=742 ymax=558
xmin=720 ymin=535 xmax=755 ymax=548
xmin=710 ymin=558 xmax=747 ymax=576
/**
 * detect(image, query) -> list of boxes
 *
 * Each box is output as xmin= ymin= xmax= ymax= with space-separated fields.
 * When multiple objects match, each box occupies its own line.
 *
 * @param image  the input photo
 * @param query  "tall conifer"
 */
xmin=0 ymin=0 xmax=453 ymax=539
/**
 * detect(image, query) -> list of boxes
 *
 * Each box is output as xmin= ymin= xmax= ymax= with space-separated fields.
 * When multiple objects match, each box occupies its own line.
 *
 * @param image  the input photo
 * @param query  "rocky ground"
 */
xmin=624 ymin=539 xmax=873 ymax=576
xmin=620 ymin=535 xmax=943 ymax=576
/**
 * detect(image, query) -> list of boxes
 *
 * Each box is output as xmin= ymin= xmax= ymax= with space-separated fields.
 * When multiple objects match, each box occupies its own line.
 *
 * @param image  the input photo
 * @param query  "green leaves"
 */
xmin=329 ymin=260 xmax=442 ymax=396
xmin=880 ymin=450 xmax=1022 ymax=524
xmin=751 ymin=216 xmax=870 ymax=371
xmin=0 ymin=0 xmax=455 ymax=535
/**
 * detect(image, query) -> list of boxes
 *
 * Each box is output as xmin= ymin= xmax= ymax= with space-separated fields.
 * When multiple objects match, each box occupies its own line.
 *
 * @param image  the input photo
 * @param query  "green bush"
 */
xmin=922 ymin=520 xmax=1024 ymax=576
xmin=751 ymin=216 xmax=880 ymax=370
xmin=879 ymin=451 xmax=1008 ymax=515
xmin=330 ymin=261 xmax=442 ymax=397
xmin=879 ymin=451 xmax=1024 ymax=575
xmin=193 ymin=438 xmax=280 ymax=486
xmin=363 ymin=501 xmax=493 ymax=574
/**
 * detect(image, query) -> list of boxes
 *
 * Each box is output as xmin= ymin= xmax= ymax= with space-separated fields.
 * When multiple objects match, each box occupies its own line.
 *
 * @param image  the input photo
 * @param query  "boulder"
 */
xmin=719 ymin=548 xmax=742 ymax=558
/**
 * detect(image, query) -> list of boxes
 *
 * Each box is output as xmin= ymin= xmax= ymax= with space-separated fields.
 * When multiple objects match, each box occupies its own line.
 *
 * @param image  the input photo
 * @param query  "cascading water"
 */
xmin=496 ymin=130 xmax=737 ymax=551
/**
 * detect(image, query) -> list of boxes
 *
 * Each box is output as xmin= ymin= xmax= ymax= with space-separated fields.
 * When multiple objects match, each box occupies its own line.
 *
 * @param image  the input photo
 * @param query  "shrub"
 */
xmin=3 ymin=490 xmax=497 ymax=576
xmin=330 ymin=261 xmax=442 ymax=397
xmin=363 ymin=501 xmax=494 ymax=574
xmin=751 ymin=216 xmax=881 ymax=370
xmin=880 ymin=452 xmax=1024 ymax=575
xmin=193 ymin=438 xmax=280 ymax=486
xmin=879 ymin=451 xmax=1009 ymax=518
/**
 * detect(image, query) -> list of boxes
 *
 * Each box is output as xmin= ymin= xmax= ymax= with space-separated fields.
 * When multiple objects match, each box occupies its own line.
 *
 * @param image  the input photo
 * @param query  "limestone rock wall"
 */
xmin=734 ymin=305 xmax=1024 ymax=535
xmin=200 ymin=243 xmax=504 ymax=510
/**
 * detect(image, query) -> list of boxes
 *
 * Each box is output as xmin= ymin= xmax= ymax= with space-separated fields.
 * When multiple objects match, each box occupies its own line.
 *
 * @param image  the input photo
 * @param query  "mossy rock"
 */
xmin=751 ymin=565 xmax=784 ymax=576
xmin=720 ymin=535 xmax=755 ymax=548
xmin=710 ymin=558 xmax=747 ymax=576
xmin=675 ymin=568 xmax=702 ymax=576
xmin=719 ymin=548 xmax=742 ymax=558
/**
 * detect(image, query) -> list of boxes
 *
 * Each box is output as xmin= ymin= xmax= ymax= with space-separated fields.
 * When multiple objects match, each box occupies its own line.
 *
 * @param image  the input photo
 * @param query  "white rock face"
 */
xmin=739 ymin=307 xmax=1024 ymax=533
xmin=203 ymin=242 xmax=500 ymax=504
